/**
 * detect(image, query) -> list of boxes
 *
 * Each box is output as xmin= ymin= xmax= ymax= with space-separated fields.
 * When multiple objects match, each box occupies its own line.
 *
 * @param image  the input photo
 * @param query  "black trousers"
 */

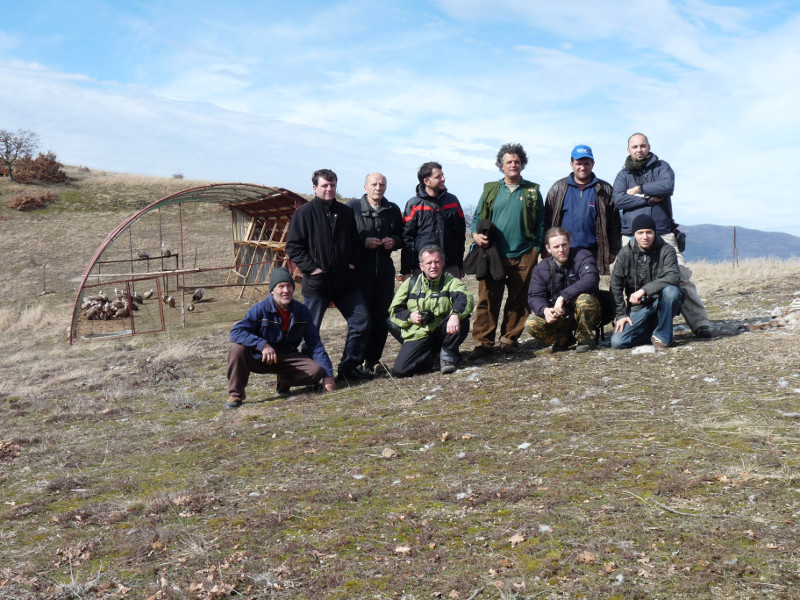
xmin=392 ymin=317 xmax=470 ymax=377
xmin=360 ymin=263 xmax=397 ymax=365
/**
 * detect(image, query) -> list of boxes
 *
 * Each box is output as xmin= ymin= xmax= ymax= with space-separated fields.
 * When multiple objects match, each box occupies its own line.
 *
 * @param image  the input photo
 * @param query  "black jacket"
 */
xmin=285 ymin=196 xmax=361 ymax=296
xmin=610 ymin=236 xmax=680 ymax=318
xmin=528 ymin=248 xmax=600 ymax=318
xmin=346 ymin=195 xmax=404 ymax=278
xmin=463 ymin=219 xmax=505 ymax=281
xmin=400 ymin=184 xmax=466 ymax=274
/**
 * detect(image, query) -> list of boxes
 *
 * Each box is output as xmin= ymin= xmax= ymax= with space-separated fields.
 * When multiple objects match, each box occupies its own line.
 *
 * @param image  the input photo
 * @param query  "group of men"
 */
xmin=225 ymin=133 xmax=712 ymax=408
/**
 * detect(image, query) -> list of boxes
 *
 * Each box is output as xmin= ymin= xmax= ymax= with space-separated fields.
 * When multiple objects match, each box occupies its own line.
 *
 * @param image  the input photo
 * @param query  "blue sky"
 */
xmin=2 ymin=1 xmax=800 ymax=234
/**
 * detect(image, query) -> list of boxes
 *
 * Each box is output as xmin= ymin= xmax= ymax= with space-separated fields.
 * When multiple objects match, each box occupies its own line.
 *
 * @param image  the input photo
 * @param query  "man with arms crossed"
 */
xmin=612 ymin=133 xmax=711 ymax=338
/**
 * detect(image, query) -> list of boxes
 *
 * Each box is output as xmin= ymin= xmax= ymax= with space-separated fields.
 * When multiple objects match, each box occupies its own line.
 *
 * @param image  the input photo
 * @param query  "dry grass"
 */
xmin=2 ymin=171 xmax=800 ymax=598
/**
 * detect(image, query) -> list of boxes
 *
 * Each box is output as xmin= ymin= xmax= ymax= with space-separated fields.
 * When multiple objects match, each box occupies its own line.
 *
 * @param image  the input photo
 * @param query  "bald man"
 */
xmin=347 ymin=173 xmax=404 ymax=374
xmin=612 ymin=133 xmax=712 ymax=339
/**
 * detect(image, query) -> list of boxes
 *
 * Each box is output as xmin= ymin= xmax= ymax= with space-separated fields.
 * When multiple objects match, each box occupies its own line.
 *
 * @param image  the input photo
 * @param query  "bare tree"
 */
xmin=0 ymin=129 xmax=39 ymax=182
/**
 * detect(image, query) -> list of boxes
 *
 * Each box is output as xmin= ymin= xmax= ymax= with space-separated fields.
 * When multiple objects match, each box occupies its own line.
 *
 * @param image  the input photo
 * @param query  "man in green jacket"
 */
xmin=469 ymin=143 xmax=544 ymax=359
xmin=389 ymin=246 xmax=474 ymax=376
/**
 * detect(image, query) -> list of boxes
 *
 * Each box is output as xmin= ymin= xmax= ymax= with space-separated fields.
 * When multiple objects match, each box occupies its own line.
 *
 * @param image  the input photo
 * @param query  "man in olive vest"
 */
xmin=469 ymin=143 xmax=544 ymax=359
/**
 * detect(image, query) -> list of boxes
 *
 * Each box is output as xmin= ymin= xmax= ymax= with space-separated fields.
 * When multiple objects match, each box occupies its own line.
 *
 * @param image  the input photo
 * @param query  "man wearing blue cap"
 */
xmin=544 ymin=145 xmax=620 ymax=275
xmin=225 ymin=267 xmax=336 ymax=409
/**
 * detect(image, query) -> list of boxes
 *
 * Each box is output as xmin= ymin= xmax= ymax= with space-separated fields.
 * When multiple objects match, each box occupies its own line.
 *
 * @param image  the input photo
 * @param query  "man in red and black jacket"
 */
xmin=400 ymin=161 xmax=466 ymax=279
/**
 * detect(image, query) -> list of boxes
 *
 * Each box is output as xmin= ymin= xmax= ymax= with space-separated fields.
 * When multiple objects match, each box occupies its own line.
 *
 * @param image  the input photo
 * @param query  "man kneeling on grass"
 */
xmin=225 ymin=268 xmax=336 ymax=409
xmin=525 ymin=227 xmax=602 ymax=353
xmin=388 ymin=245 xmax=474 ymax=376
xmin=610 ymin=214 xmax=683 ymax=349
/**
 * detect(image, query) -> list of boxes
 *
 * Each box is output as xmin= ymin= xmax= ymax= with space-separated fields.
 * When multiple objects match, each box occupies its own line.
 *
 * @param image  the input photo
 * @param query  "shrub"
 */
xmin=6 ymin=190 xmax=59 ymax=211
xmin=13 ymin=152 xmax=68 ymax=184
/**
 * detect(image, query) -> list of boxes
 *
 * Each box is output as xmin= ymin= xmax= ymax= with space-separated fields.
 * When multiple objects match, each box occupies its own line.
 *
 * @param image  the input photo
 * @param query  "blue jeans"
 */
xmin=611 ymin=285 xmax=683 ymax=349
xmin=303 ymin=289 xmax=370 ymax=373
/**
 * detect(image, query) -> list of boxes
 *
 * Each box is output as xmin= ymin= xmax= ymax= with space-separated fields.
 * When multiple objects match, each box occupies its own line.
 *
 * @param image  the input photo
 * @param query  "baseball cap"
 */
xmin=571 ymin=145 xmax=594 ymax=160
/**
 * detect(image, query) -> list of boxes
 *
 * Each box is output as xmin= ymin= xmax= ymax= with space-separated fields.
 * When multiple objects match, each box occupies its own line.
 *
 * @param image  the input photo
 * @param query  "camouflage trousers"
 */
xmin=524 ymin=293 xmax=601 ymax=346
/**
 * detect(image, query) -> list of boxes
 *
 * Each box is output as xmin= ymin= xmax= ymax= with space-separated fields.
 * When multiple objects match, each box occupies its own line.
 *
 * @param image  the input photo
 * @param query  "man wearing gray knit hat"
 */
xmin=225 ymin=267 xmax=336 ymax=409
xmin=610 ymin=214 xmax=683 ymax=349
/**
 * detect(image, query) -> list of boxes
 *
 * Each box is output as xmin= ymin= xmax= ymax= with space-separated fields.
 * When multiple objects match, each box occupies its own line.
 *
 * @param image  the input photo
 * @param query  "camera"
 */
xmin=419 ymin=310 xmax=434 ymax=325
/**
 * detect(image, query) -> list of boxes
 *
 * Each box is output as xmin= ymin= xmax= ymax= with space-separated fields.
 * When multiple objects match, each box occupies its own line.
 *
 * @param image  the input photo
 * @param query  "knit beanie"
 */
xmin=269 ymin=267 xmax=295 ymax=292
xmin=631 ymin=214 xmax=657 ymax=234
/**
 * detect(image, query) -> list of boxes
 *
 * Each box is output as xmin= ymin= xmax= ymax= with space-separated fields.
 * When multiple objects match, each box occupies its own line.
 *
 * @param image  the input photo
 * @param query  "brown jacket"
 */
xmin=544 ymin=176 xmax=621 ymax=275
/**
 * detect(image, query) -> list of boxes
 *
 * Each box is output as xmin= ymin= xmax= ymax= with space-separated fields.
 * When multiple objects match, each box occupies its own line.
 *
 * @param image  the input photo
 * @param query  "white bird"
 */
xmin=142 ymin=288 xmax=154 ymax=300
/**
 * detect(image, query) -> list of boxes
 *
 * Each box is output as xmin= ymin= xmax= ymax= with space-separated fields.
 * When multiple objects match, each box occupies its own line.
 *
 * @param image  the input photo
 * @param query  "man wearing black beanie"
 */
xmin=610 ymin=214 xmax=683 ymax=349
xmin=612 ymin=133 xmax=712 ymax=338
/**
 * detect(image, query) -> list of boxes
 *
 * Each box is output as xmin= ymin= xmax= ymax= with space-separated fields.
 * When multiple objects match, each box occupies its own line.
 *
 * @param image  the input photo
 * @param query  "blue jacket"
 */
xmin=612 ymin=153 xmax=675 ymax=235
xmin=229 ymin=296 xmax=334 ymax=377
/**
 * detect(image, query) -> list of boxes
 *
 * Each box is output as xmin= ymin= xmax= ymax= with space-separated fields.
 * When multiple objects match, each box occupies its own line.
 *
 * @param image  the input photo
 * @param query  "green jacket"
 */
xmin=475 ymin=179 xmax=545 ymax=251
xmin=389 ymin=272 xmax=475 ymax=342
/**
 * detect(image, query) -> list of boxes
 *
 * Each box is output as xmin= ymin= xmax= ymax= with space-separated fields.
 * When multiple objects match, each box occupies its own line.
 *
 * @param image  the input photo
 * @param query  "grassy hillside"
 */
xmin=1 ymin=170 xmax=800 ymax=599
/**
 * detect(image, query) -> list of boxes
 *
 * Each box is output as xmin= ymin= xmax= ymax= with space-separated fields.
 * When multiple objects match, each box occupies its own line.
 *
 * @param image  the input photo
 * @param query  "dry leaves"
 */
xmin=509 ymin=533 xmax=525 ymax=547
xmin=0 ymin=440 xmax=21 ymax=461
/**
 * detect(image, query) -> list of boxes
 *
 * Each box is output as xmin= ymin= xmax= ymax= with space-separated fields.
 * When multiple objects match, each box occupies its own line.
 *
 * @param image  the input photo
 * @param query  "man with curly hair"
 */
xmin=469 ymin=143 xmax=544 ymax=359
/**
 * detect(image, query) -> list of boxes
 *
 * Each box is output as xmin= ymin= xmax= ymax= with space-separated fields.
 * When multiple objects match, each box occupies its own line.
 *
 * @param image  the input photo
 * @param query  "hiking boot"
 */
xmin=498 ymin=342 xmax=516 ymax=354
xmin=276 ymin=376 xmax=291 ymax=396
xmin=651 ymin=335 xmax=670 ymax=349
xmin=362 ymin=361 xmax=376 ymax=377
xmin=337 ymin=367 xmax=374 ymax=383
xmin=575 ymin=342 xmax=597 ymax=353
xmin=440 ymin=360 xmax=457 ymax=374
xmin=695 ymin=326 xmax=712 ymax=339
xmin=469 ymin=345 xmax=493 ymax=360
xmin=225 ymin=397 xmax=242 ymax=409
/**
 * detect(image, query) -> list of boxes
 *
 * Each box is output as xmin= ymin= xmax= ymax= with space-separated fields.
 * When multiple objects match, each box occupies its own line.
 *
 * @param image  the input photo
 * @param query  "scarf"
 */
xmin=624 ymin=153 xmax=652 ymax=175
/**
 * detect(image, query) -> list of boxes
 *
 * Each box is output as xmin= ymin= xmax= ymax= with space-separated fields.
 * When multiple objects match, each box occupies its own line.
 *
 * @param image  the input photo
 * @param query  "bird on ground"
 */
xmin=162 ymin=293 xmax=176 ymax=308
xmin=192 ymin=288 xmax=205 ymax=303
xmin=142 ymin=288 xmax=154 ymax=300
xmin=131 ymin=291 xmax=143 ymax=304
xmin=187 ymin=303 xmax=195 ymax=312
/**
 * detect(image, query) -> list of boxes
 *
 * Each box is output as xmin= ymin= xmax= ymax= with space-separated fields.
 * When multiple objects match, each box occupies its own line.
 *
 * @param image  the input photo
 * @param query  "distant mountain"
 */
xmin=679 ymin=224 xmax=800 ymax=261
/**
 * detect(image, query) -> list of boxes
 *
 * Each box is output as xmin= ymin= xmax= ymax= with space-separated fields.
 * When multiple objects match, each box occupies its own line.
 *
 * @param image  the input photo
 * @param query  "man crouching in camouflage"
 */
xmin=525 ymin=227 xmax=602 ymax=353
